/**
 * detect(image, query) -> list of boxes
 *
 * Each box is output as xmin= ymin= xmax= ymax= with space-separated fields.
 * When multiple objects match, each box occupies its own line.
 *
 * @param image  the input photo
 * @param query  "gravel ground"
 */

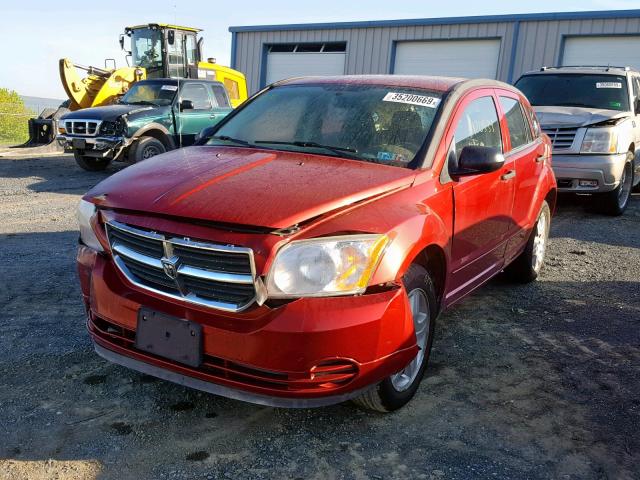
xmin=0 ymin=154 xmax=639 ymax=480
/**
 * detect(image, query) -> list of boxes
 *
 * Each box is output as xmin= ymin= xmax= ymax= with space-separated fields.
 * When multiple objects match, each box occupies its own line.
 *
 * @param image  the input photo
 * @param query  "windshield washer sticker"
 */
xmin=161 ymin=85 xmax=178 ymax=91
xmin=383 ymin=92 xmax=441 ymax=108
xmin=596 ymin=82 xmax=622 ymax=89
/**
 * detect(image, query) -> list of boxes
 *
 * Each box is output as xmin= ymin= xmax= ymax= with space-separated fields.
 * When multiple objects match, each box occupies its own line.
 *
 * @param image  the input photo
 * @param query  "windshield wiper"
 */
xmin=210 ymin=135 xmax=254 ymax=147
xmin=126 ymin=100 xmax=158 ymax=106
xmin=254 ymin=140 xmax=360 ymax=158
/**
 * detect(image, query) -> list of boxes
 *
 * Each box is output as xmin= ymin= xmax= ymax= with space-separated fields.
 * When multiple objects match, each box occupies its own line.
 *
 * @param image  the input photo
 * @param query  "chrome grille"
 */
xmin=65 ymin=119 xmax=101 ymax=136
xmin=542 ymin=126 xmax=578 ymax=150
xmin=106 ymin=221 xmax=257 ymax=312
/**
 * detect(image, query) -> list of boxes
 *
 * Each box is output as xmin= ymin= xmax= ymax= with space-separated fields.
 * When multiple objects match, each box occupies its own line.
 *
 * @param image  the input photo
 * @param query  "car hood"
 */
xmin=86 ymin=146 xmax=416 ymax=229
xmin=62 ymin=104 xmax=155 ymax=122
xmin=533 ymin=106 xmax=629 ymax=128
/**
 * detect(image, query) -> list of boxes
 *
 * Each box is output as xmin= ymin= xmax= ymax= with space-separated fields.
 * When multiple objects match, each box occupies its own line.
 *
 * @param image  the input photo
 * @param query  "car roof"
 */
xmin=276 ymin=75 xmax=518 ymax=94
xmin=520 ymin=66 xmax=636 ymax=77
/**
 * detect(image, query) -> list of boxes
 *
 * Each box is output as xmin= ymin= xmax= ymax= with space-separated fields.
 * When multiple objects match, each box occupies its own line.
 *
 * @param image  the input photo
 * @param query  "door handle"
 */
xmin=501 ymin=170 xmax=516 ymax=181
xmin=535 ymin=155 xmax=546 ymax=163
xmin=209 ymin=114 xmax=217 ymax=119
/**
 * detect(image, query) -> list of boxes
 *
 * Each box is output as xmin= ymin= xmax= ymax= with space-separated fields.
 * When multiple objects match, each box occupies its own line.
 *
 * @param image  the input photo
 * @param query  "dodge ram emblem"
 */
xmin=161 ymin=257 xmax=179 ymax=280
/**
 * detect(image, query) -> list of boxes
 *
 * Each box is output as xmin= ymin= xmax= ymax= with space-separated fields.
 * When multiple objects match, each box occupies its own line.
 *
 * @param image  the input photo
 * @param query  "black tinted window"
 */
xmin=181 ymin=83 xmax=211 ymax=110
xmin=454 ymin=96 xmax=502 ymax=157
xmin=499 ymin=97 xmax=531 ymax=150
xmin=515 ymin=74 xmax=630 ymax=111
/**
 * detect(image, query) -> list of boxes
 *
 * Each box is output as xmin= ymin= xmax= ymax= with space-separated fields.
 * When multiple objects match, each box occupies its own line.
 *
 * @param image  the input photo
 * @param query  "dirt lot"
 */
xmin=1 ymin=153 xmax=639 ymax=480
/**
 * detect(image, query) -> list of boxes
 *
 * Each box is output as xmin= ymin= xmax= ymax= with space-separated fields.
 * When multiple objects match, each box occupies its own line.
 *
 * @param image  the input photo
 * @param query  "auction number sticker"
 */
xmin=161 ymin=85 xmax=179 ymax=91
xmin=596 ymin=82 xmax=622 ymax=89
xmin=383 ymin=92 xmax=441 ymax=108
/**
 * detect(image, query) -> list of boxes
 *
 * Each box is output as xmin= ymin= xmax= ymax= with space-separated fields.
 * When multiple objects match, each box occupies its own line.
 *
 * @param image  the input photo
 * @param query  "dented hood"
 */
xmin=86 ymin=146 xmax=416 ymax=229
xmin=534 ymin=105 xmax=629 ymax=128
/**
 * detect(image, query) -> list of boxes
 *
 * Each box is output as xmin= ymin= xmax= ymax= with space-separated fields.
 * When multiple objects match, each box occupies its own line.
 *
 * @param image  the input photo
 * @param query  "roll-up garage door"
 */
xmin=394 ymin=39 xmax=501 ymax=79
xmin=265 ymin=43 xmax=346 ymax=85
xmin=562 ymin=36 xmax=640 ymax=71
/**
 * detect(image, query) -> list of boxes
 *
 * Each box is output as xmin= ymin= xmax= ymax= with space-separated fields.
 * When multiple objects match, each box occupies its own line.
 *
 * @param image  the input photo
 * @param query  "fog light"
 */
xmin=578 ymin=179 xmax=598 ymax=188
xmin=94 ymin=141 xmax=108 ymax=150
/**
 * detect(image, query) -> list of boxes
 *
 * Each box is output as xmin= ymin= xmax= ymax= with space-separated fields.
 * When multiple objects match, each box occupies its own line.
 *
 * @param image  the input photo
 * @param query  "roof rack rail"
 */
xmin=540 ymin=65 xmax=631 ymax=72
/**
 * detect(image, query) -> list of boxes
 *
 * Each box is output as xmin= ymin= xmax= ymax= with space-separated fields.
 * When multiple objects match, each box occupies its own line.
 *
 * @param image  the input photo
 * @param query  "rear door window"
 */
xmin=499 ymin=97 xmax=532 ymax=150
xmin=454 ymin=96 xmax=503 ymax=157
xmin=211 ymin=85 xmax=230 ymax=108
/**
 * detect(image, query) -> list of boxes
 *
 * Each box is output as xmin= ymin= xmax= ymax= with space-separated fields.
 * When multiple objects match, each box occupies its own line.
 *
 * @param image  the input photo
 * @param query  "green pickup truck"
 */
xmin=57 ymin=78 xmax=232 ymax=171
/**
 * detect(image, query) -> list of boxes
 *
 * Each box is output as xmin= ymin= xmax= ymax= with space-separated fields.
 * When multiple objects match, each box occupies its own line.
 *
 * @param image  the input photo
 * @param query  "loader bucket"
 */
xmin=0 ymin=107 xmax=69 ymax=156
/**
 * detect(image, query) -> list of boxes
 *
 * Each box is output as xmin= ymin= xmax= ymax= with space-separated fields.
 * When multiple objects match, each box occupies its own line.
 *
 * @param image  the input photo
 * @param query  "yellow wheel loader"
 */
xmin=4 ymin=24 xmax=247 ymax=155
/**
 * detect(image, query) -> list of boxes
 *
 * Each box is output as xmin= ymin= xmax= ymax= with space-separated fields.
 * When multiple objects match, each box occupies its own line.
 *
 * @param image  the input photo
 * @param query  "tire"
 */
xmin=504 ymin=201 xmax=551 ymax=284
xmin=131 ymin=136 xmax=166 ymax=163
xmin=73 ymin=151 xmax=111 ymax=171
xmin=633 ymin=158 xmax=640 ymax=193
xmin=352 ymin=264 xmax=437 ymax=412
xmin=596 ymin=156 xmax=634 ymax=216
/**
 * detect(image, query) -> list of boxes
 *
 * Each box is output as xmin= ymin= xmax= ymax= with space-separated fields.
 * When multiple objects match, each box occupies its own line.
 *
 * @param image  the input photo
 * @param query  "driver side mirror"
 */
xmin=119 ymin=34 xmax=125 ymax=50
xmin=450 ymin=146 xmax=505 ymax=177
xmin=168 ymin=30 xmax=175 ymax=45
xmin=179 ymin=99 xmax=194 ymax=111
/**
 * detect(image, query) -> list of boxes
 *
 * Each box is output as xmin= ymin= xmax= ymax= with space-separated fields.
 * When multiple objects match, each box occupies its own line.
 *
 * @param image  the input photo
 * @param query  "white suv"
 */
xmin=516 ymin=66 xmax=640 ymax=215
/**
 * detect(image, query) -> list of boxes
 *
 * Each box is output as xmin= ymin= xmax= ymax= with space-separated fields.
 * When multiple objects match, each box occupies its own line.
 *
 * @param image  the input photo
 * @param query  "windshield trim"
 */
xmin=203 ymin=83 xmax=446 ymax=170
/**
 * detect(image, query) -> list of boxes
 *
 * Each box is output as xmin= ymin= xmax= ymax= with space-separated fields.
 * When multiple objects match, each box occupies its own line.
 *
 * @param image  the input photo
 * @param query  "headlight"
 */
xmin=266 ymin=234 xmax=389 ymax=298
xmin=77 ymin=199 xmax=104 ymax=252
xmin=581 ymin=128 xmax=619 ymax=154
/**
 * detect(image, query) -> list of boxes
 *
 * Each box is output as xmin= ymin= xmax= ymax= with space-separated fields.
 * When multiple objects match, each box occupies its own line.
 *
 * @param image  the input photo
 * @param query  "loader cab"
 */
xmin=124 ymin=24 xmax=201 ymax=79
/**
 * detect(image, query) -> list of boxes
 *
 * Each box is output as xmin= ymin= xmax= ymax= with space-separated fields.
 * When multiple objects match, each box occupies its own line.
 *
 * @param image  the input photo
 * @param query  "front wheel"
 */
xmin=130 ymin=136 xmax=166 ymax=163
xmin=73 ymin=151 xmax=111 ymax=171
xmin=504 ymin=200 xmax=551 ymax=283
xmin=597 ymin=157 xmax=633 ymax=216
xmin=352 ymin=264 xmax=437 ymax=412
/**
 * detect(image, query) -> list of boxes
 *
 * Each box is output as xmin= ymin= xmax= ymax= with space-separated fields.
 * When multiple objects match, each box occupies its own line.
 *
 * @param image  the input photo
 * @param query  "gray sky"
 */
xmin=3 ymin=0 xmax=638 ymax=98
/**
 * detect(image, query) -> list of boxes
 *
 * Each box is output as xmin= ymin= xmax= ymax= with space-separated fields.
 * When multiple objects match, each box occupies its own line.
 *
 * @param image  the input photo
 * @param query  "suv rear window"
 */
xmin=515 ymin=73 xmax=630 ymax=112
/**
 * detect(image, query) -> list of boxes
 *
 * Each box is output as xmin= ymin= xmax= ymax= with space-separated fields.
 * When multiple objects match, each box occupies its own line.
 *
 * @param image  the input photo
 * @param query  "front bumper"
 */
xmin=77 ymin=245 xmax=417 ymax=407
xmin=552 ymin=153 xmax=627 ymax=193
xmin=57 ymin=135 xmax=128 ymax=157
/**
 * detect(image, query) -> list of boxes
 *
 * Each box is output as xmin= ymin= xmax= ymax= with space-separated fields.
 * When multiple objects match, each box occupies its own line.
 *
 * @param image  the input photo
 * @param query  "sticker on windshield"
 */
xmin=596 ymin=82 xmax=622 ymax=89
xmin=383 ymin=92 xmax=441 ymax=108
xmin=161 ymin=85 xmax=178 ymax=91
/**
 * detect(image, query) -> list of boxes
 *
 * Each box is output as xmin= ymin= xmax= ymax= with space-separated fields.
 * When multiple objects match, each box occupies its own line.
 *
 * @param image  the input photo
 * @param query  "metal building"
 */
xmin=229 ymin=9 xmax=640 ymax=94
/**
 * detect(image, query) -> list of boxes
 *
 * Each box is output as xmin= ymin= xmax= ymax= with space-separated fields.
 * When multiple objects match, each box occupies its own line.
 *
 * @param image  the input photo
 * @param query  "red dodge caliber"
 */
xmin=77 ymin=76 xmax=556 ymax=412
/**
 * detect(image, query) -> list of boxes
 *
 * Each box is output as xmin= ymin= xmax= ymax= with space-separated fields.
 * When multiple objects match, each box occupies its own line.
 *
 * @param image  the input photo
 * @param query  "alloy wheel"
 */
xmin=618 ymin=163 xmax=633 ymax=209
xmin=390 ymin=288 xmax=430 ymax=392
xmin=531 ymin=210 xmax=548 ymax=273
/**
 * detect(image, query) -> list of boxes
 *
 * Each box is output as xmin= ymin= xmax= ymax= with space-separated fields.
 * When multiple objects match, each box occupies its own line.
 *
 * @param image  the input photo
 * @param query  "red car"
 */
xmin=77 ymin=76 xmax=556 ymax=412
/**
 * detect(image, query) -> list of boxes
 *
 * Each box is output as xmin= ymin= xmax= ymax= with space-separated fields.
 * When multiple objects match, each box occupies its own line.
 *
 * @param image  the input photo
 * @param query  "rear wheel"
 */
xmin=131 ymin=136 xmax=166 ymax=163
xmin=597 ymin=157 xmax=633 ymax=216
xmin=504 ymin=201 xmax=551 ymax=283
xmin=73 ymin=151 xmax=111 ymax=171
xmin=352 ymin=264 xmax=437 ymax=412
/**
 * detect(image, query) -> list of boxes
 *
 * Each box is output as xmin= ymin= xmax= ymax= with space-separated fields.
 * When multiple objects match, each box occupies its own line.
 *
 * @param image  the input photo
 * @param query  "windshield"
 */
xmin=515 ymin=74 xmax=630 ymax=111
xmin=120 ymin=82 xmax=177 ymax=106
xmin=131 ymin=28 xmax=163 ymax=75
xmin=207 ymin=84 xmax=444 ymax=168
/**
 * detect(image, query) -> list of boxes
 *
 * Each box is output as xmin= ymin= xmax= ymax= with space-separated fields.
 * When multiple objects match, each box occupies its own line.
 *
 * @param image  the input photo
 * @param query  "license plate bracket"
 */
xmin=72 ymin=138 xmax=86 ymax=149
xmin=135 ymin=308 xmax=202 ymax=367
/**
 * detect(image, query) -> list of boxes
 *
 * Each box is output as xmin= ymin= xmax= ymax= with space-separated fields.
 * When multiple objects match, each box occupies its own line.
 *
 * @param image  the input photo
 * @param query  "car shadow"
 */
xmin=0 ymin=154 xmax=127 ymax=195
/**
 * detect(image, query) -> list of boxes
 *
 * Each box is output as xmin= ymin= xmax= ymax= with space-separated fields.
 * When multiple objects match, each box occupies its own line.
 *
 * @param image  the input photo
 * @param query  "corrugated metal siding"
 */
xmin=234 ymin=16 xmax=640 ymax=94
xmin=513 ymin=17 xmax=640 ymax=79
